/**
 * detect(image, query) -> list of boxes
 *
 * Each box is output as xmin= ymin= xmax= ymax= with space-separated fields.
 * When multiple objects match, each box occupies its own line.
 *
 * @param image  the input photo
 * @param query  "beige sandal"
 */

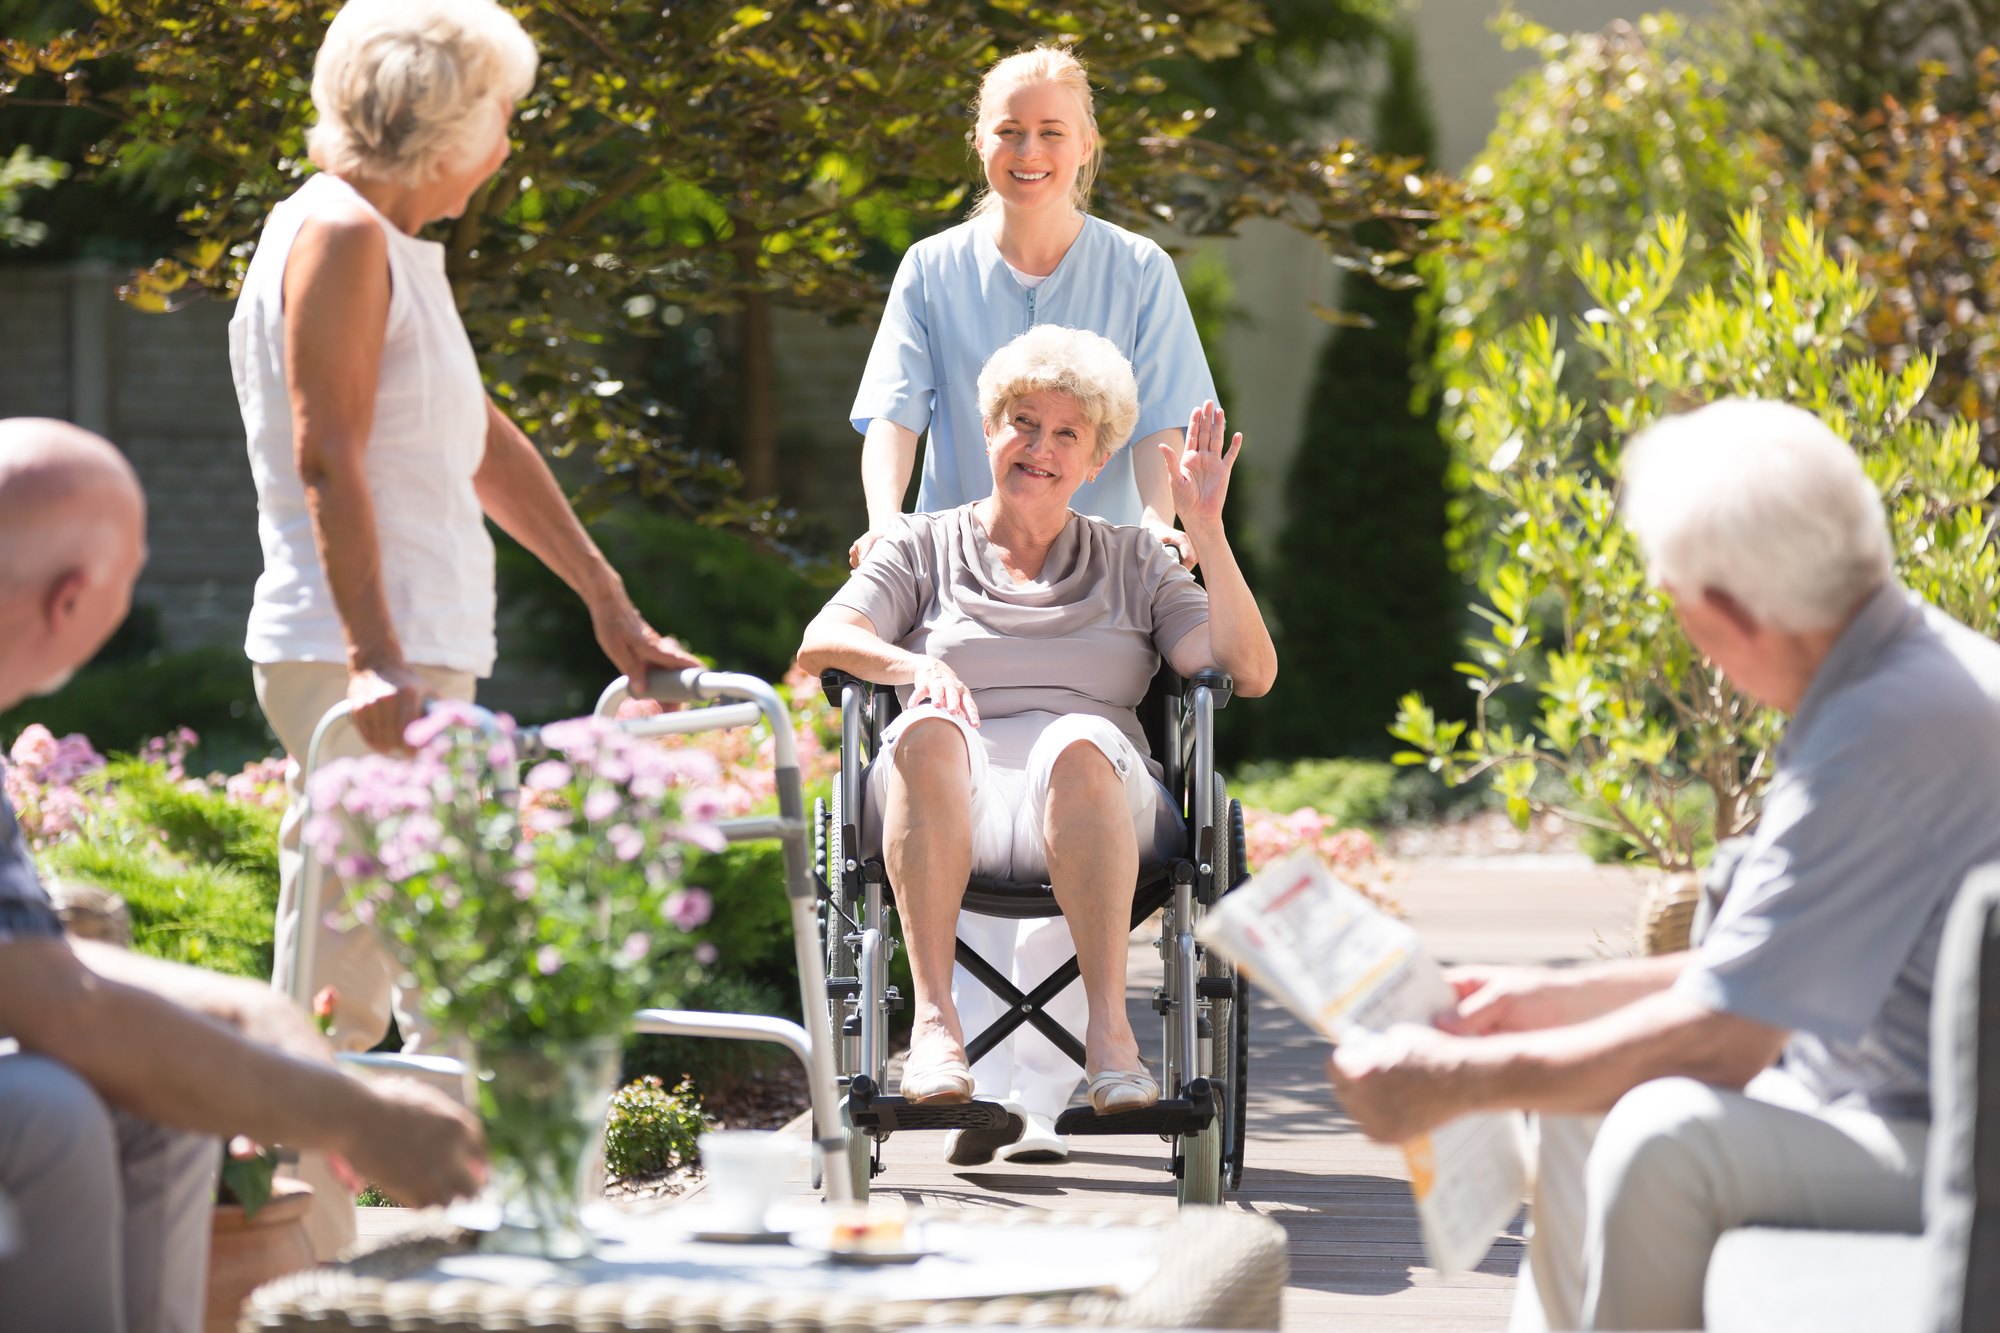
xmin=1086 ymin=1068 xmax=1161 ymax=1115
xmin=900 ymin=1050 xmax=974 ymax=1104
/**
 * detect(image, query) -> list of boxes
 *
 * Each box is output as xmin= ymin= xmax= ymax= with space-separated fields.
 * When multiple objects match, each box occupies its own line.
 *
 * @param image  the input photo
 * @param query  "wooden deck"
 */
xmin=670 ymin=855 xmax=1652 ymax=1329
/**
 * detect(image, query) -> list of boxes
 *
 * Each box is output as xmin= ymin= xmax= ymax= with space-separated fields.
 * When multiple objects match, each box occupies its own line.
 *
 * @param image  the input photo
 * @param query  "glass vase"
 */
xmin=474 ymin=1036 xmax=623 ymax=1258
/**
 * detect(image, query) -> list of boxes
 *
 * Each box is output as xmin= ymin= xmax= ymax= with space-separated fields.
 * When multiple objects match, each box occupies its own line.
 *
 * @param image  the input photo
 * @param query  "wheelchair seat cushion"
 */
xmin=861 ymin=707 xmax=1182 ymax=883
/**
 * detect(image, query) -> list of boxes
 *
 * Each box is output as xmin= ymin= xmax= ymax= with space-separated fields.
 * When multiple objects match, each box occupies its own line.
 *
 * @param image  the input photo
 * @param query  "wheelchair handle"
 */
xmin=819 ymin=667 xmax=871 ymax=712
xmin=1185 ymin=668 xmax=1234 ymax=710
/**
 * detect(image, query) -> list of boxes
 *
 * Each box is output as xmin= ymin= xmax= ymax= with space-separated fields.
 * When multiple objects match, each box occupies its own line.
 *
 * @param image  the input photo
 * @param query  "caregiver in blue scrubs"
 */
xmin=847 ymin=43 xmax=1218 ymax=571
xmin=844 ymin=42 xmax=1223 ymax=1170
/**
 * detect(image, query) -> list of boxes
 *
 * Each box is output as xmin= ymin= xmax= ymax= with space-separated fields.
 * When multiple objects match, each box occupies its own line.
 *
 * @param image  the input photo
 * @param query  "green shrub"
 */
xmin=622 ymin=972 xmax=793 ymax=1090
xmin=35 ymin=758 xmax=282 ymax=980
xmin=1231 ymin=758 xmax=1399 ymax=828
xmin=603 ymin=1075 xmax=705 ymax=1180
xmin=1393 ymin=211 xmax=1999 ymax=869
xmin=494 ymin=511 xmax=835 ymax=718
xmin=0 ymin=645 xmax=276 ymax=777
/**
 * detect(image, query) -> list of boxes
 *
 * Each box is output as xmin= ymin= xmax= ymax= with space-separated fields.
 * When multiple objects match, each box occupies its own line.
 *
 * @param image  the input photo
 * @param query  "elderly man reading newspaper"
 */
xmin=1320 ymin=400 xmax=2000 ymax=1332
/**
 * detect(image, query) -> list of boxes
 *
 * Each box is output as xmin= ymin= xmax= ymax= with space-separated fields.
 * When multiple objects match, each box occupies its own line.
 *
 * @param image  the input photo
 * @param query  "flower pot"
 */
xmin=477 ymin=1036 xmax=623 ymax=1258
xmin=206 ymin=1177 xmax=316 ymax=1333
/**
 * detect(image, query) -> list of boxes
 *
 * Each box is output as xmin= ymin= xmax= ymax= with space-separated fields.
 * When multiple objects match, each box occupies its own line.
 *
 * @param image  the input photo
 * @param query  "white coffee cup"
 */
xmin=698 ymin=1130 xmax=800 ymax=1234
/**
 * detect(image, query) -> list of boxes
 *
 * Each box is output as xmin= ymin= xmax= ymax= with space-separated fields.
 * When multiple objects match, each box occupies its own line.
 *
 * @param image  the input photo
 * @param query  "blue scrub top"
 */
xmin=849 ymin=214 xmax=1219 ymax=528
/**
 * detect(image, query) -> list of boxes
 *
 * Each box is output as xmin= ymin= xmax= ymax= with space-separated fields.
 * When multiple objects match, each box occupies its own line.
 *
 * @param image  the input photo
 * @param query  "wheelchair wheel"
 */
xmin=1224 ymin=796 xmax=1250 ymax=1191
xmin=825 ymin=779 xmax=859 ymax=1063
xmin=1176 ymin=779 xmax=1242 ymax=1206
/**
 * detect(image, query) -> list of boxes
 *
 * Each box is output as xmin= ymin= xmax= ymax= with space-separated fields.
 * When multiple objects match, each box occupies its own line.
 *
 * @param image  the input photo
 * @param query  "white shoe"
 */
xmin=943 ymin=1098 xmax=1027 ymax=1167
xmin=995 ymin=1110 xmax=1068 ymax=1164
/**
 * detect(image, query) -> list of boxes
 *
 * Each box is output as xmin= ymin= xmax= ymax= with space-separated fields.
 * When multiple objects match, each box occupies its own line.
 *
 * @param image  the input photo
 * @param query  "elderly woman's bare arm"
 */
xmin=472 ymin=403 xmax=701 ymax=696
xmin=1160 ymin=401 xmax=1277 ymax=696
xmin=797 ymin=605 xmax=980 ymax=725
xmin=284 ymin=208 xmax=433 ymax=753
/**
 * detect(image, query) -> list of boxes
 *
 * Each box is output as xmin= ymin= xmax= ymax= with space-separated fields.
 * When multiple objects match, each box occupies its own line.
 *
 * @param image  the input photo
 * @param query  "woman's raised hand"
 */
xmin=909 ymin=655 xmax=980 ymax=728
xmin=1160 ymin=400 xmax=1242 ymax=533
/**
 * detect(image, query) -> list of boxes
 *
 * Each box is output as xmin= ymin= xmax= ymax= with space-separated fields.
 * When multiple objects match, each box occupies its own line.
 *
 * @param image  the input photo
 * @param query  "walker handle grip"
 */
xmin=634 ymin=667 xmax=707 ymax=705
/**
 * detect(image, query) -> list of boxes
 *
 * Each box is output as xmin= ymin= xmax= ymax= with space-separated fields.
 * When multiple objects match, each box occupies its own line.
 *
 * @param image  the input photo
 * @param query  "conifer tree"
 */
xmin=1259 ymin=31 xmax=1460 ymax=759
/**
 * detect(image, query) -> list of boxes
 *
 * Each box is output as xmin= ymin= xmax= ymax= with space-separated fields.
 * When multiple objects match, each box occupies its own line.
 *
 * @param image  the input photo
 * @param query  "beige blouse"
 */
xmin=828 ymin=505 xmax=1211 ymax=754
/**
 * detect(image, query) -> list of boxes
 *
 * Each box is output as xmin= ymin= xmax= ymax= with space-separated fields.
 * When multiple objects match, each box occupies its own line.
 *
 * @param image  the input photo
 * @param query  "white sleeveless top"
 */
xmin=230 ymin=172 xmax=496 ymax=675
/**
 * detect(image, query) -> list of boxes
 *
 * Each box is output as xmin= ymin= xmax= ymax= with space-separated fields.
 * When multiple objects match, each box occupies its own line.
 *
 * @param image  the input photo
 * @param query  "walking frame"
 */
xmin=285 ymin=668 xmax=856 ymax=1204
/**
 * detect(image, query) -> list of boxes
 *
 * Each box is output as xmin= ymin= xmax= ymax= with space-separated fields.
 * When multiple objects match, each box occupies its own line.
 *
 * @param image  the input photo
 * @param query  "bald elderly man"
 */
xmin=0 ymin=418 xmax=486 ymax=1333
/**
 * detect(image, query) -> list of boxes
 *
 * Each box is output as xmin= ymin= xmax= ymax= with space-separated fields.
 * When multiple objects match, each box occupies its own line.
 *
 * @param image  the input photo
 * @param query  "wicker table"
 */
xmin=240 ymin=1205 xmax=1286 ymax=1332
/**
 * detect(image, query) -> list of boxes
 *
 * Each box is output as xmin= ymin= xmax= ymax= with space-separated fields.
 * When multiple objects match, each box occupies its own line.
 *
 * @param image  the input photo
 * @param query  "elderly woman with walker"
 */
xmin=229 ymin=0 xmax=699 ymax=1256
xmin=844 ymin=44 xmax=1225 ymax=1167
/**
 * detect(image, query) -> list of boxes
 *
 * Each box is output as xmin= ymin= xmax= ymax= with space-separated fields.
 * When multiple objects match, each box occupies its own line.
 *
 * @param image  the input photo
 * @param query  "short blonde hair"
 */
xmin=1622 ymin=399 xmax=1893 ymax=631
xmin=977 ymin=325 xmax=1140 ymax=465
xmin=968 ymin=44 xmax=1101 ymax=217
xmin=307 ymin=0 xmax=538 ymax=188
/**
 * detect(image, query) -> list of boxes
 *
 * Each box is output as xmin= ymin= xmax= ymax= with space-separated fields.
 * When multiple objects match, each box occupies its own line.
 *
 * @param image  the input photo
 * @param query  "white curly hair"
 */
xmin=306 ymin=0 xmax=538 ymax=188
xmin=1622 ymin=398 xmax=1893 ymax=631
xmin=976 ymin=325 xmax=1141 ymax=466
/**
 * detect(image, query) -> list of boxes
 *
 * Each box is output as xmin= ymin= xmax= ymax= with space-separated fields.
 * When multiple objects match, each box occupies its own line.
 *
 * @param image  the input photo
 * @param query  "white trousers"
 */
xmin=0 ymin=1052 xmax=216 ymax=1333
xmin=865 ymin=709 xmax=1179 ymax=1122
xmin=1511 ymin=1070 xmax=1927 ymax=1331
xmin=253 ymin=659 xmax=477 ymax=1260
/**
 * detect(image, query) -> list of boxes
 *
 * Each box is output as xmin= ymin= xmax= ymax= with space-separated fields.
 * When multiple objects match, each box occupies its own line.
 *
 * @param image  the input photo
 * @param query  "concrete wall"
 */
xmin=0 ymin=263 xmax=262 ymax=650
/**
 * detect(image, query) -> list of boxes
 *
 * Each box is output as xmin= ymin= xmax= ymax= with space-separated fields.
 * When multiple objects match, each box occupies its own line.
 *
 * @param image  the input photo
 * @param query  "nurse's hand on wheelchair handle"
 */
xmin=909 ymin=655 xmax=979 ymax=727
xmin=850 ymin=528 xmax=888 ymax=569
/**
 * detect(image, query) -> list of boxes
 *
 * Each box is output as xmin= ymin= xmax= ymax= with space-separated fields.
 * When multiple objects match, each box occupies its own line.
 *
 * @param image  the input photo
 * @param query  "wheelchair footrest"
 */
xmin=844 ymin=1075 xmax=1016 ymax=1136
xmin=1055 ymin=1079 xmax=1215 ymax=1138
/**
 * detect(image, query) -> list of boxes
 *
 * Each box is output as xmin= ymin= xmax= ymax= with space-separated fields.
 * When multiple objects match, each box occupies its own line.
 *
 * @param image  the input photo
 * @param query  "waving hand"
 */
xmin=1159 ymin=400 xmax=1242 ymax=530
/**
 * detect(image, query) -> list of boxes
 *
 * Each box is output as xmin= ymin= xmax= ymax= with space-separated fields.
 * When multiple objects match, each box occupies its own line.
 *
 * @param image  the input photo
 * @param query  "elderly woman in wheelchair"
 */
xmin=797 ymin=324 xmax=1275 ymax=1162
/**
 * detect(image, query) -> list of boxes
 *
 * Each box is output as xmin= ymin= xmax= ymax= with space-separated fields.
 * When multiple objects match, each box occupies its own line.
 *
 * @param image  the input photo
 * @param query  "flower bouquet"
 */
xmin=308 ymin=703 xmax=724 ymax=1256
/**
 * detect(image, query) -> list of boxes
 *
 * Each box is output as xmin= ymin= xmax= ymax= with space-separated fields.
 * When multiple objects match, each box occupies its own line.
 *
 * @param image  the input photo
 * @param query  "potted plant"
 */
xmin=308 ymin=704 xmax=722 ymax=1257
xmin=206 ymin=1141 xmax=314 ymax=1333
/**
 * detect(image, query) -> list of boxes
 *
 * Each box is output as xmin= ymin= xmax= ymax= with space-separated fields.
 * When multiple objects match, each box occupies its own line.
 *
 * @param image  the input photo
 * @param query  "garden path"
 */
xmin=354 ymin=855 xmax=1649 ymax=1328
xmin=685 ymin=854 xmax=1649 ymax=1329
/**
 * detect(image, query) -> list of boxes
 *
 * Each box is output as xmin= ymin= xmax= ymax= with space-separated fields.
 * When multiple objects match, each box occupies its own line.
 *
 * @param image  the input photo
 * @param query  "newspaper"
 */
xmin=1195 ymin=848 xmax=1527 ymax=1276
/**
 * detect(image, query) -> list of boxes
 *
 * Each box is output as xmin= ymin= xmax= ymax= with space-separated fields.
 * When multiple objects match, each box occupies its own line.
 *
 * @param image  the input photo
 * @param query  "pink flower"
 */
xmin=9 ymin=724 xmax=57 ymax=771
xmin=583 ymin=788 xmax=622 ymax=822
xmin=535 ymin=944 xmax=563 ymax=975
xmin=524 ymin=760 xmax=574 ymax=792
xmin=608 ymin=823 xmax=644 ymax=861
xmin=506 ymin=869 xmax=538 ymax=901
xmin=619 ymin=931 xmax=651 ymax=963
xmin=404 ymin=700 xmax=481 ymax=749
xmin=664 ymin=888 xmax=712 ymax=931
xmin=694 ymin=942 xmax=718 ymax=965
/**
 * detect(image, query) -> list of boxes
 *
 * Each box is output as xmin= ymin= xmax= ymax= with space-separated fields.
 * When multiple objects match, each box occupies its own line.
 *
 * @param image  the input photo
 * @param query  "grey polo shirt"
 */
xmin=1675 ymin=583 xmax=2000 ymax=1120
xmin=0 ymin=778 xmax=63 ymax=944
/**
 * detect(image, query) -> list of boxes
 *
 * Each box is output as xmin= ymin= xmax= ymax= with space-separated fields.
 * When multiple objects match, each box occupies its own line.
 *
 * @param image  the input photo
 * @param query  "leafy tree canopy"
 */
xmin=1810 ymin=52 xmax=2000 ymax=466
xmin=1419 ymin=7 xmax=1791 ymax=575
xmin=3 ymin=0 xmax=1467 ymax=549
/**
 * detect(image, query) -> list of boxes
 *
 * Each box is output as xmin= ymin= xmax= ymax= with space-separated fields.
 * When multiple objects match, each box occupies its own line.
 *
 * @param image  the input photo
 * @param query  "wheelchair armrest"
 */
xmin=820 ymin=669 xmax=872 ymax=712
xmin=1183 ymin=668 xmax=1234 ymax=711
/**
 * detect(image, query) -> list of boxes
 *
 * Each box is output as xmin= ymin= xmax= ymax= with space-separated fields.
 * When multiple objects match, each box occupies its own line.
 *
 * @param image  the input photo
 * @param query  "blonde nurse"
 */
xmin=846 ymin=45 xmax=1222 ymax=1166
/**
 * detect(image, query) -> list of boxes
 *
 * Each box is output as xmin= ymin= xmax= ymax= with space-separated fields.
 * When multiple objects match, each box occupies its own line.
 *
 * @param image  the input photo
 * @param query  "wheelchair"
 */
xmin=812 ymin=663 xmax=1251 ymax=1205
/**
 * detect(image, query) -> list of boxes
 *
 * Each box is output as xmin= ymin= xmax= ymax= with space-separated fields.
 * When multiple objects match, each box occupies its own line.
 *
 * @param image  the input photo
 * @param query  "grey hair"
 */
xmin=307 ymin=0 xmax=537 ymax=188
xmin=977 ymin=325 xmax=1140 ymax=465
xmin=1621 ymin=399 xmax=1894 ymax=631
